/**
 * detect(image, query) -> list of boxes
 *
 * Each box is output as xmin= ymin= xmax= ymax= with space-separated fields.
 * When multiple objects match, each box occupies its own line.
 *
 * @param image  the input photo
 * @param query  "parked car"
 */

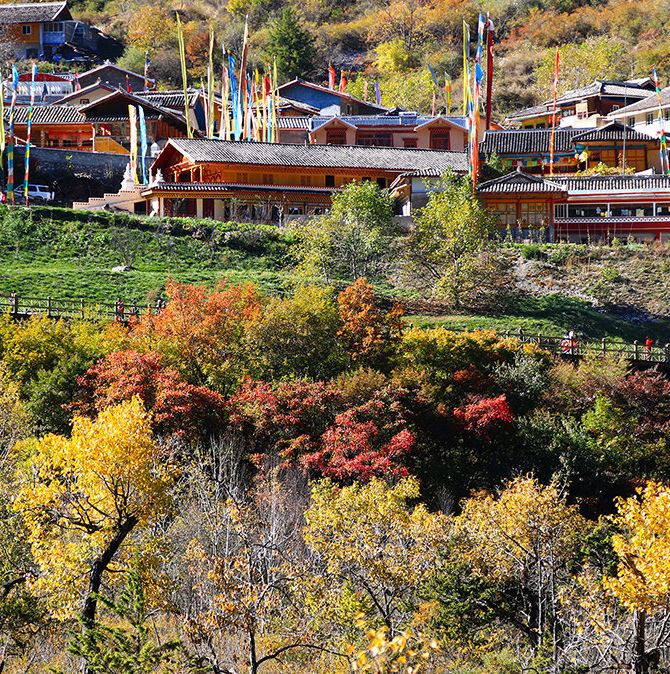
xmin=26 ymin=185 xmax=55 ymax=202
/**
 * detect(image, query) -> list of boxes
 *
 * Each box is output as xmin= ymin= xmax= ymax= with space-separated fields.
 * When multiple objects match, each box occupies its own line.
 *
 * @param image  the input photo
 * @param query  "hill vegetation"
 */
xmin=19 ymin=0 xmax=670 ymax=117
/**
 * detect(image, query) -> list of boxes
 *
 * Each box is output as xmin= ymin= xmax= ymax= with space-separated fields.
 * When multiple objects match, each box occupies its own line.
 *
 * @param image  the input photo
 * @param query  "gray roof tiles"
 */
xmin=480 ymin=128 xmax=587 ymax=155
xmin=164 ymin=138 xmax=469 ymax=173
xmin=4 ymin=105 xmax=86 ymax=124
xmin=0 ymin=1 xmax=69 ymax=24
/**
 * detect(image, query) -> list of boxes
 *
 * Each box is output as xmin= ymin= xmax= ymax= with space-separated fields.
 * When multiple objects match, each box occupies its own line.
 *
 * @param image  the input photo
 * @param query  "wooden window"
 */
xmin=628 ymin=116 xmax=636 ymax=127
xmin=261 ymin=174 xmax=274 ymax=184
xmin=326 ymin=129 xmax=346 ymax=145
xmin=403 ymin=137 xmax=418 ymax=148
xmin=203 ymin=199 xmax=214 ymax=218
xmin=429 ymin=129 xmax=451 ymax=150
xmin=236 ymin=172 xmax=249 ymax=183
xmin=646 ymin=112 xmax=655 ymax=125
xmin=376 ymin=177 xmax=386 ymax=188
xmin=520 ymin=202 xmax=548 ymax=226
xmin=325 ymin=175 xmax=335 ymax=187
xmin=80 ymin=98 xmax=89 ymax=104
xmin=489 ymin=202 xmax=516 ymax=226
xmin=300 ymin=175 xmax=311 ymax=186
xmin=356 ymin=131 xmax=393 ymax=147
xmin=22 ymin=25 xmax=31 ymax=35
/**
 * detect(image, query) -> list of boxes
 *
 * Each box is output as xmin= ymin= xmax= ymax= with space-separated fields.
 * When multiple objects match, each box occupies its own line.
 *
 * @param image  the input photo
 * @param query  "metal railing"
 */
xmin=0 ymin=293 xmax=668 ymax=364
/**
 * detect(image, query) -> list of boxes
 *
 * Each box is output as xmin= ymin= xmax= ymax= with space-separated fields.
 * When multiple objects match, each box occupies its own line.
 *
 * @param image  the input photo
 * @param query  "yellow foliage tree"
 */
xmin=304 ymin=478 xmax=450 ymax=636
xmin=605 ymin=482 xmax=670 ymax=674
xmin=13 ymin=398 xmax=174 ymax=625
xmin=127 ymin=5 xmax=177 ymax=51
xmin=455 ymin=477 xmax=587 ymax=652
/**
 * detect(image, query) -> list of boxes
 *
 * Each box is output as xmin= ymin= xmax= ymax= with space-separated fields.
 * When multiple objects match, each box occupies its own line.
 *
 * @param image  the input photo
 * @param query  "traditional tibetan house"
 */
xmin=505 ymin=79 xmax=655 ymax=129
xmin=479 ymin=170 xmax=670 ymax=243
xmin=76 ymin=62 xmax=154 ymax=92
xmin=55 ymin=81 xmax=115 ymax=106
xmin=143 ymin=139 xmax=468 ymax=222
xmin=277 ymin=79 xmax=389 ymax=116
xmin=78 ymin=89 xmax=193 ymax=154
xmin=308 ymin=113 xmax=472 ymax=151
xmin=5 ymin=105 xmax=94 ymax=150
xmin=8 ymin=72 xmax=73 ymax=104
xmin=480 ymin=123 xmax=659 ymax=174
xmin=0 ymin=1 xmax=121 ymax=61
xmin=608 ymin=88 xmax=670 ymax=139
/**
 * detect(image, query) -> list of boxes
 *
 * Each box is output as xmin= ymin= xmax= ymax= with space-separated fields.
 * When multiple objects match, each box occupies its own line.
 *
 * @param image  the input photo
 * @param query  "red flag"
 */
xmin=338 ymin=71 xmax=347 ymax=93
xmin=126 ymin=74 xmax=131 ymax=93
xmin=74 ymin=73 xmax=81 ymax=92
xmin=328 ymin=64 xmax=336 ymax=89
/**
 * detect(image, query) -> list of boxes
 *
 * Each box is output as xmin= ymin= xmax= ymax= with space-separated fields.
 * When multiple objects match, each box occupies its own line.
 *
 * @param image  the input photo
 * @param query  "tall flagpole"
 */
xmin=176 ymin=13 xmax=192 ymax=138
xmin=7 ymin=65 xmax=17 ymax=205
xmin=652 ymin=68 xmax=670 ymax=175
xmin=24 ymin=63 xmax=38 ymax=206
xmin=485 ymin=16 xmax=494 ymax=130
xmin=548 ymin=47 xmax=560 ymax=176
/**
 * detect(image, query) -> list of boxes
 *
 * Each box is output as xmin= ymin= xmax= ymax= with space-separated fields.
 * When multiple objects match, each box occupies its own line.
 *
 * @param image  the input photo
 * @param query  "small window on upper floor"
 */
xmin=628 ymin=117 xmax=636 ymax=127
xmin=647 ymin=112 xmax=655 ymax=125
xmin=325 ymin=175 xmax=335 ymax=187
xmin=22 ymin=24 xmax=32 ymax=35
xmin=80 ymin=98 xmax=89 ymax=104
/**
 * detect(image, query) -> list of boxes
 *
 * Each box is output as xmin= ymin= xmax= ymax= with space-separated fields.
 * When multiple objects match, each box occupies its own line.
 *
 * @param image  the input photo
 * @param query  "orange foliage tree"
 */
xmin=132 ymin=280 xmax=261 ymax=393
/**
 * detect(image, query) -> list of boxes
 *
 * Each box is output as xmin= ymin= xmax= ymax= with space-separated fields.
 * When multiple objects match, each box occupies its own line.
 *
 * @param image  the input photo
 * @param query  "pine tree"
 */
xmin=267 ymin=7 xmax=317 ymax=81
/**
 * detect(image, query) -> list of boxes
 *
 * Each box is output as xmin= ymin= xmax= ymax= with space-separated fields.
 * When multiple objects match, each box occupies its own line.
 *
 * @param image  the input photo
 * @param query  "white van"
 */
xmin=27 ymin=184 xmax=55 ymax=202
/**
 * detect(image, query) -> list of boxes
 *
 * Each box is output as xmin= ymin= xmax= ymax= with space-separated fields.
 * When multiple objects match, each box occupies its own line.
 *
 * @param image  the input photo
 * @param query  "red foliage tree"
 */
xmin=71 ymin=350 xmax=226 ymax=441
xmin=613 ymin=369 xmax=670 ymax=438
xmin=453 ymin=394 xmax=514 ymax=441
xmin=299 ymin=400 xmax=415 ymax=482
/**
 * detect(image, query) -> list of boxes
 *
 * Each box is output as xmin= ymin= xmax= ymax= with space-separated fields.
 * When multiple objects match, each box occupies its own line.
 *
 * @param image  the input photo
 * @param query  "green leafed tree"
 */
xmin=291 ymin=181 xmax=399 ymax=283
xmin=266 ymin=7 xmax=317 ymax=81
xmin=406 ymin=172 xmax=498 ymax=309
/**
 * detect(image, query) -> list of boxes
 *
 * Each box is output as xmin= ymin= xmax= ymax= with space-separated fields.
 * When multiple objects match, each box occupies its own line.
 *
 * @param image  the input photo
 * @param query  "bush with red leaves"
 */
xmin=71 ymin=350 xmax=226 ymax=441
xmin=453 ymin=394 xmax=515 ymax=441
xmin=299 ymin=400 xmax=414 ymax=482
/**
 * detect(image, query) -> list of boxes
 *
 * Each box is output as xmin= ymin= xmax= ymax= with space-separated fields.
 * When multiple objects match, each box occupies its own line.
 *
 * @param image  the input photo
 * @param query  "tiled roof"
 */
xmin=0 ymin=1 xmax=69 ymax=24
xmin=162 ymin=138 xmax=469 ymax=173
xmin=278 ymin=116 xmax=310 ymax=130
xmin=277 ymin=78 xmax=389 ymax=113
xmin=54 ymin=82 xmax=115 ymax=103
xmin=478 ymin=171 xmax=566 ymax=193
xmin=571 ymin=121 xmax=654 ymax=143
xmin=4 ymin=105 xmax=87 ymax=125
xmin=142 ymin=182 xmax=335 ymax=195
xmin=278 ymin=97 xmax=321 ymax=114
xmin=310 ymin=114 xmax=468 ymax=131
xmin=505 ymin=104 xmax=552 ymax=121
xmin=551 ymin=174 xmax=670 ymax=192
xmin=139 ymin=90 xmax=200 ymax=109
xmin=610 ymin=88 xmax=670 ymax=115
xmin=480 ymin=128 xmax=586 ymax=155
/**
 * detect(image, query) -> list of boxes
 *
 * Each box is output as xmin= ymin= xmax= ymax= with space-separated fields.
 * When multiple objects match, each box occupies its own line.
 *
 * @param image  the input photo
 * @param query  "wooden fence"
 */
xmin=1 ymin=293 xmax=668 ymax=364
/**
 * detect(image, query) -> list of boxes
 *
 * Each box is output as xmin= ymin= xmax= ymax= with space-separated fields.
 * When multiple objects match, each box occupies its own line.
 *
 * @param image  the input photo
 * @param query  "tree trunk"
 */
xmin=81 ymin=515 xmax=138 ymax=674
xmin=632 ymin=609 xmax=647 ymax=674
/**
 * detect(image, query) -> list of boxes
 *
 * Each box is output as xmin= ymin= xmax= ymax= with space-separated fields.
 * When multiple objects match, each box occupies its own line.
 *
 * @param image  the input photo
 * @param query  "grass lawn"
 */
xmin=409 ymin=294 xmax=670 ymax=342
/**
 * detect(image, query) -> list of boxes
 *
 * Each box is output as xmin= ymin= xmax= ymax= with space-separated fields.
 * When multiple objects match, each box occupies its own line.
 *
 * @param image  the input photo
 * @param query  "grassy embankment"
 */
xmin=1 ymin=206 xmax=669 ymax=340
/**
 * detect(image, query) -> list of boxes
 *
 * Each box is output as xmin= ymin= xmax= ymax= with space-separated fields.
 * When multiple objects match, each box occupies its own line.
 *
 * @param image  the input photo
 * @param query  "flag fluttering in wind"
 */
xmin=485 ymin=16 xmax=494 ymax=130
xmin=445 ymin=74 xmax=452 ymax=115
xmin=652 ymin=68 xmax=670 ymax=175
xmin=548 ymin=47 xmax=560 ymax=176
xmin=339 ymin=70 xmax=347 ymax=93
xmin=23 ymin=62 xmax=38 ymax=206
xmin=462 ymin=20 xmax=471 ymax=116
xmin=144 ymin=51 xmax=151 ymax=92
xmin=0 ymin=73 xmax=5 ymax=156
xmin=128 ymin=104 xmax=139 ymax=183
xmin=328 ymin=64 xmax=336 ymax=90
xmin=206 ymin=28 xmax=216 ymax=139
xmin=7 ymin=65 xmax=18 ymax=204
xmin=239 ymin=16 xmax=249 ymax=141
xmin=138 ymin=105 xmax=148 ymax=184
xmin=375 ymin=79 xmax=381 ymax=106
xmin=176 ymin=13 xmax=192 ymax=138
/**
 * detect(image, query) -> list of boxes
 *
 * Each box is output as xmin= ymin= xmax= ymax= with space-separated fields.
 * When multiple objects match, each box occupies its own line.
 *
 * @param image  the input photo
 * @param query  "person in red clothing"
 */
xmin=645 ymin=337 xmax=654 ymax=361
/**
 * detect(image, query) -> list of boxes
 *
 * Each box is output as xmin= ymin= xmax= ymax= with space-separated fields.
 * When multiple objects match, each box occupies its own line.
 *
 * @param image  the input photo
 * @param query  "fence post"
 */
xmin=518 ymin=328 xmax=524 ymax=344
xmin=80 ymin=298 xmax=85 ymax=320
xmin=633 ymin=340 xmax=639 ymax=361
xmin=47 ymin=296 xmax=52 ymax=318
xmin=665 ymin=344 xmax=670 ymax=364
xmin=601 ymin=338 xmax=606 ymax=355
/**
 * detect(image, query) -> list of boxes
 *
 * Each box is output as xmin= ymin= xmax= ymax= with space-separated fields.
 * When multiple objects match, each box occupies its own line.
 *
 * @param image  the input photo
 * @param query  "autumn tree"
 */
xmin=452 ymin=477 xmax=587 ymax=657
xmin=304 ymin=478 xmax=449 ymax=636
xmin=132 ymin=280 xmax=261 ymax=392
xmin=246 ymin=285 xmax=345 ymax=381
xmin=407 ymin=173 xmax=498 ymax=308
xmin=13 ymin=398 xmax=174 ymax=626
xmin=337 ymin=278 xmax=404 ymax=368
xmin=605 ymin=482 xmax=670 ymax=674
xmin=292 ymin=181 xmax=399 ymax=283
xmin=126 ymin=5 xmax=176 ymax=51
xmin=72 ymin=350 xmax=226 ymax=441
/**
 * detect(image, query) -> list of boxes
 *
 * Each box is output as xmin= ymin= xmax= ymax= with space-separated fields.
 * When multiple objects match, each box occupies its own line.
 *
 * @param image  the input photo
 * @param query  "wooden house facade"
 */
xmin=143 ymin=139 xmax=468 ymax=222
xmin=478 ymin=170 xmax=670 ymax=243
